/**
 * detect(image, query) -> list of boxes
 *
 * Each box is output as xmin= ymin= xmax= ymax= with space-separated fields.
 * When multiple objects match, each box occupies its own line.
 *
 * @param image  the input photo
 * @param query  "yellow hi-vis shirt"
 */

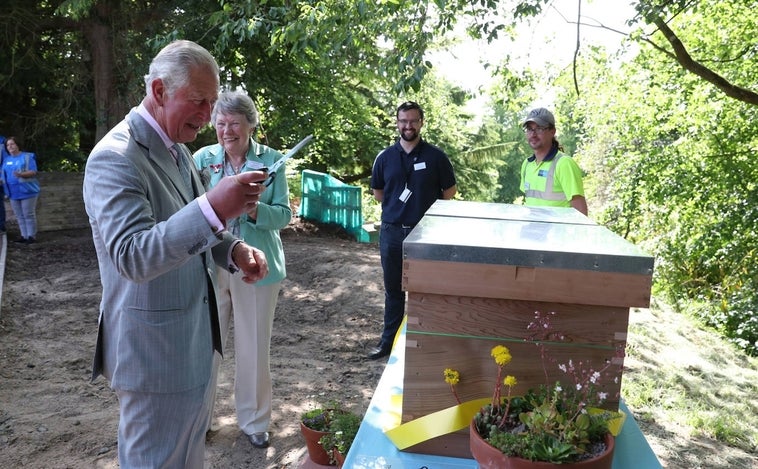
xmin=520 ymin=151 xmax=585 ymax=208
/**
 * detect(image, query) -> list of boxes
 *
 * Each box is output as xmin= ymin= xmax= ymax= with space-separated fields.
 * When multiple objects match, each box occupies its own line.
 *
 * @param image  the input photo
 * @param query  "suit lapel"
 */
xmin=127 ymin=110 xmax=195 ymax=203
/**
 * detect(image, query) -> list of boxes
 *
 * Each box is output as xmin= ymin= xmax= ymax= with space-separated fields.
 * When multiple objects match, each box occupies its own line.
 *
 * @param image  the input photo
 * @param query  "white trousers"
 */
xmin=208 ymin=267 xmax=281 ymax=435
xmin=10 ymin=196 xmax=37 ymax=238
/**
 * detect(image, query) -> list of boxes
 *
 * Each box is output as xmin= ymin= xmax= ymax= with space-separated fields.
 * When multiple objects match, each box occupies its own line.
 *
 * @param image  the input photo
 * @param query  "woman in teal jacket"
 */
xmin=193 ymin=91 xmax=291 ymax=449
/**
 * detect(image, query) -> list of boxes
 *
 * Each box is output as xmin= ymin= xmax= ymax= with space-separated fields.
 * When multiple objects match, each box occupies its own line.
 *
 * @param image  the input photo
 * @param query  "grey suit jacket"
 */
xmin=84 ymin=108 xmax=234 ymax=393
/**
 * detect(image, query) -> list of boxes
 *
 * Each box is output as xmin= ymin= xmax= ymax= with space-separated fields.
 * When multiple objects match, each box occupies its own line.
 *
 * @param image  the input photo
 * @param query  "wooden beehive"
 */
xmin=400 ymin=200 xmax=654 ymax=458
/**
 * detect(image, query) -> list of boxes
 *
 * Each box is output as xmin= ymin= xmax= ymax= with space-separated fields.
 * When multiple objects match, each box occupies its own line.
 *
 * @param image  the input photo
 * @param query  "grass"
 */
xmin=622 ymin=299 xmax=758 ymax=466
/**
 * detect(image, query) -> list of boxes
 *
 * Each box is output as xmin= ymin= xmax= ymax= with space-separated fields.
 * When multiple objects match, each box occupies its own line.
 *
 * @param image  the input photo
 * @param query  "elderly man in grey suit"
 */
xmin=83 ymin=40 xmax=269 ymax=469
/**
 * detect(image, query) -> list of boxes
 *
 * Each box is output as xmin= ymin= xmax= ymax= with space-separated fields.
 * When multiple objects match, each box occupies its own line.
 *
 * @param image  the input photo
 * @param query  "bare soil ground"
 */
xmin=0 ymin=219 xmax=756 ymax=468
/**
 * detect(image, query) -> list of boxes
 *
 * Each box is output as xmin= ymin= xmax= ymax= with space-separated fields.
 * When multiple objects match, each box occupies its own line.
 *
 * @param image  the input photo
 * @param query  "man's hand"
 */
xmin=206 ymin=170 xmax=267 ymax=220
xmin=232 ymin=242 xmax=269 ymax=283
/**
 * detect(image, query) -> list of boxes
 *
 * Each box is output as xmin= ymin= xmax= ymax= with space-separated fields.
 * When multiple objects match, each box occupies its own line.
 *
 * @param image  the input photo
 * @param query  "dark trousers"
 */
xmin=378 ymin=222 xmax=414 ymax=348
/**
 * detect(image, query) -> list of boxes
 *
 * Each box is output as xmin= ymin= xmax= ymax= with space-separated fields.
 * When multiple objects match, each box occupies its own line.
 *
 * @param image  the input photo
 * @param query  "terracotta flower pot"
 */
xmin=299 ymin=421 xmax=333 ymax=466
xmin=469 ymin=420 xmax=615 ymax=469
xmin=332 ymin=448 xmax=346 ymax=468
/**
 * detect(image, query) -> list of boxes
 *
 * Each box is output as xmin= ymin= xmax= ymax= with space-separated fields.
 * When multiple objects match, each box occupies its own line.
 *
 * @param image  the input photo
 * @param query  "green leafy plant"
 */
xmin=318 ymin=409 xmax=362 ymax=463
xmin=452 ymin=311 xmax=623 ymax=464
xmin=301 ymin=407 xmax=331 ymax=432
xmin=301 ymin=400 xmax=354 ymax=432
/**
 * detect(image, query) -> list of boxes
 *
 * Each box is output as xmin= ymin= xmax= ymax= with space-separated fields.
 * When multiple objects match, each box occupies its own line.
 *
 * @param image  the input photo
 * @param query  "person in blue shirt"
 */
xmin=3 ymin=136 xmax=40 ymax=243
xmin=0 ymin=135 xmax=8 ymax=233
xmin=368 ymin=101 xmax=457 ymax=359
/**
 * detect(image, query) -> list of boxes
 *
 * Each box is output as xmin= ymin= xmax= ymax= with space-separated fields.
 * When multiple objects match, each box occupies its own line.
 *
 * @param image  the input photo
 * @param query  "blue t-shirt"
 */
xmin=3 ymin=152 xmax=40 ymax=200
xmin=0 ymin=136 xmax=7 ymax=193
xmin=371 ymin=139 xmax=456 ymax=226
xmin=0 ymin=136 xmax=9 ymax=161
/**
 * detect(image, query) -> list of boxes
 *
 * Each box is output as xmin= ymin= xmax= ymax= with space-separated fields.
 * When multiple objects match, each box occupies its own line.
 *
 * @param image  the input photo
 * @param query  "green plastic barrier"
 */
xmin=299 ymin=170 xmax=375 ymax=242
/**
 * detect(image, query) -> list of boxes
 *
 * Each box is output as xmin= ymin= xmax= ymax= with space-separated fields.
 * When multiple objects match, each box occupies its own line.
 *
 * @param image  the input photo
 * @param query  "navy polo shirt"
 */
xmin=371 ymin=138 xmax=456 ymax=226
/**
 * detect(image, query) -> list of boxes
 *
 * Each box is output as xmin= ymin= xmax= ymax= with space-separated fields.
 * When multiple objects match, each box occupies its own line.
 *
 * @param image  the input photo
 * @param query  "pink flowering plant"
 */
xmin=447 ymin=311 xmax=623 ymax=463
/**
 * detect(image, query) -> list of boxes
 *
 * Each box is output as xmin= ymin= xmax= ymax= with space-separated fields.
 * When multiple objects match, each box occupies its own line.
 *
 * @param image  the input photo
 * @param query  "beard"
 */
xmin=400 ymin=129 xmax=418 ymax=142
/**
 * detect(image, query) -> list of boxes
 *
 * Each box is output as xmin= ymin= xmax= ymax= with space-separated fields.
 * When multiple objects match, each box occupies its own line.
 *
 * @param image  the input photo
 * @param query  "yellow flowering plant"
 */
xmin=445 ymin=311 xmax=623 ymax=464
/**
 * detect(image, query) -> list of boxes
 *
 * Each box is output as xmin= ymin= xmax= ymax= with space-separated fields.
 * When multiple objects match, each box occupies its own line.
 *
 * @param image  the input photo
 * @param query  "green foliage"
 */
xmin=517 ymin=433 xmax=577 ymax=463
xmin=484 ymin=67 xmax=542 ymax=203
xmin=2 ymin=0 xmax=513 ymax=175
xmin=301 ymin=399 xmax=358 ymax=433
xmin=548 ymin=0 xmax=758 ymax=355
xmin=301 ymin=408 xmax=330 ymax=432
xmin=301 ymin=400 xmax=362 ymax=463
xmin=0 ymin=0 xmax=537 ymax=190
xmin=474 ymin=385 xmax=615 ymax=463
xmin=486 ymin=429 xmax=524 ymax=457
xmin=361 ymin=191 xmax=381 ymax=224
xmin=318 ymin=409 xmax=362 ymax=462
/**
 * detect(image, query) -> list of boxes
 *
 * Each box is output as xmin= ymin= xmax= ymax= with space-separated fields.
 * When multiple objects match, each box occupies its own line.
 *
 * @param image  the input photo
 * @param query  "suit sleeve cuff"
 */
xmin=227 ymin=240 xmax=243 ymax=273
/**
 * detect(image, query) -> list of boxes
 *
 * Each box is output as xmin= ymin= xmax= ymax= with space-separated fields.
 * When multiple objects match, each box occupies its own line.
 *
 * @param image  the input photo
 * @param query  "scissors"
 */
xmin=263 ymin=134 xmax=314 ymax=187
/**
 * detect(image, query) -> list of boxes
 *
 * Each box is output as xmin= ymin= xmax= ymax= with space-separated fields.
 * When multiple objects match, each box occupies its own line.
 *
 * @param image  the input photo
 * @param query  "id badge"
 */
xmin=245 ymin=161 xmax=267 ymax=171
xmin=398 ymin=187 xmax=412 ymax=203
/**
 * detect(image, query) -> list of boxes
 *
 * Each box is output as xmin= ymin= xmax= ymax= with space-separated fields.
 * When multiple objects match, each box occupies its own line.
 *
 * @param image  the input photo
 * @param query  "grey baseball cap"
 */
xmin=522 ymin=108 xmax=555 ymax=128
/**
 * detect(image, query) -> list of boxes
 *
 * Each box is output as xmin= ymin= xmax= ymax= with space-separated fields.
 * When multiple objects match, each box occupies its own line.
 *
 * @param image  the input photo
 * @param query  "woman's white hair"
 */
xmin=211 ymin=90 xmax=259 ymax=128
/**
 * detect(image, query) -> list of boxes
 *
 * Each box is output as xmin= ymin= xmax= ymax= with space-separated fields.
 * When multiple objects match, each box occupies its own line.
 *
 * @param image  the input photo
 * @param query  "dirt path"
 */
xmin=0 ymin=223 xmax=386 ymax=468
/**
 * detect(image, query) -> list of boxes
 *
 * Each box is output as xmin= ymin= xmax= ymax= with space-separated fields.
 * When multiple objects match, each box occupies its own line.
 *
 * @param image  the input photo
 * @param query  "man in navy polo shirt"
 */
xmin=368 ymin=101 xmax=457 ymax=360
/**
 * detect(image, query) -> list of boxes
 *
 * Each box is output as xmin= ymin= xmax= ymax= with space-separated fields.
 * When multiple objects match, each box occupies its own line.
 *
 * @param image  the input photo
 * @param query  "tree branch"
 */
xmin=651 ymin=16 xmax=758 ymax=105
xmin=562 ymin=7 xmax=758 ymax=106
xmin=572 ymin=0 xmax=582 ymax=97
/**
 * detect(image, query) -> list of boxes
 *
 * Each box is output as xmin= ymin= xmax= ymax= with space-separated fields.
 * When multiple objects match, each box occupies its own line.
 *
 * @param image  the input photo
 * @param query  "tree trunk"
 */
xmin=84 ymin=19 xmax=116 ymax=142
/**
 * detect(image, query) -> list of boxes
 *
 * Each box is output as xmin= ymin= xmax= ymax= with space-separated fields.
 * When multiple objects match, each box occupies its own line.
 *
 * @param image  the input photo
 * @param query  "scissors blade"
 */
xmin=263 ymin=134 xmax=314 ymax=186
xmin=267 ymin=134 xmax=313 ymax=174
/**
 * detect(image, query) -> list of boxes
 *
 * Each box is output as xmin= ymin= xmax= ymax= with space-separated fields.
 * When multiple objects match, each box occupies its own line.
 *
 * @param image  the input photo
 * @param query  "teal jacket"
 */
xmin=193 ymin=140 xmax=291 ymax=285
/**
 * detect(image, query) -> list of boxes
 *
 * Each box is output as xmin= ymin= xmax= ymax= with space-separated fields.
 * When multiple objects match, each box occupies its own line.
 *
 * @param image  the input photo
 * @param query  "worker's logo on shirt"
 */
xmin=538 ymin=169 xmax=548 ymax=177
